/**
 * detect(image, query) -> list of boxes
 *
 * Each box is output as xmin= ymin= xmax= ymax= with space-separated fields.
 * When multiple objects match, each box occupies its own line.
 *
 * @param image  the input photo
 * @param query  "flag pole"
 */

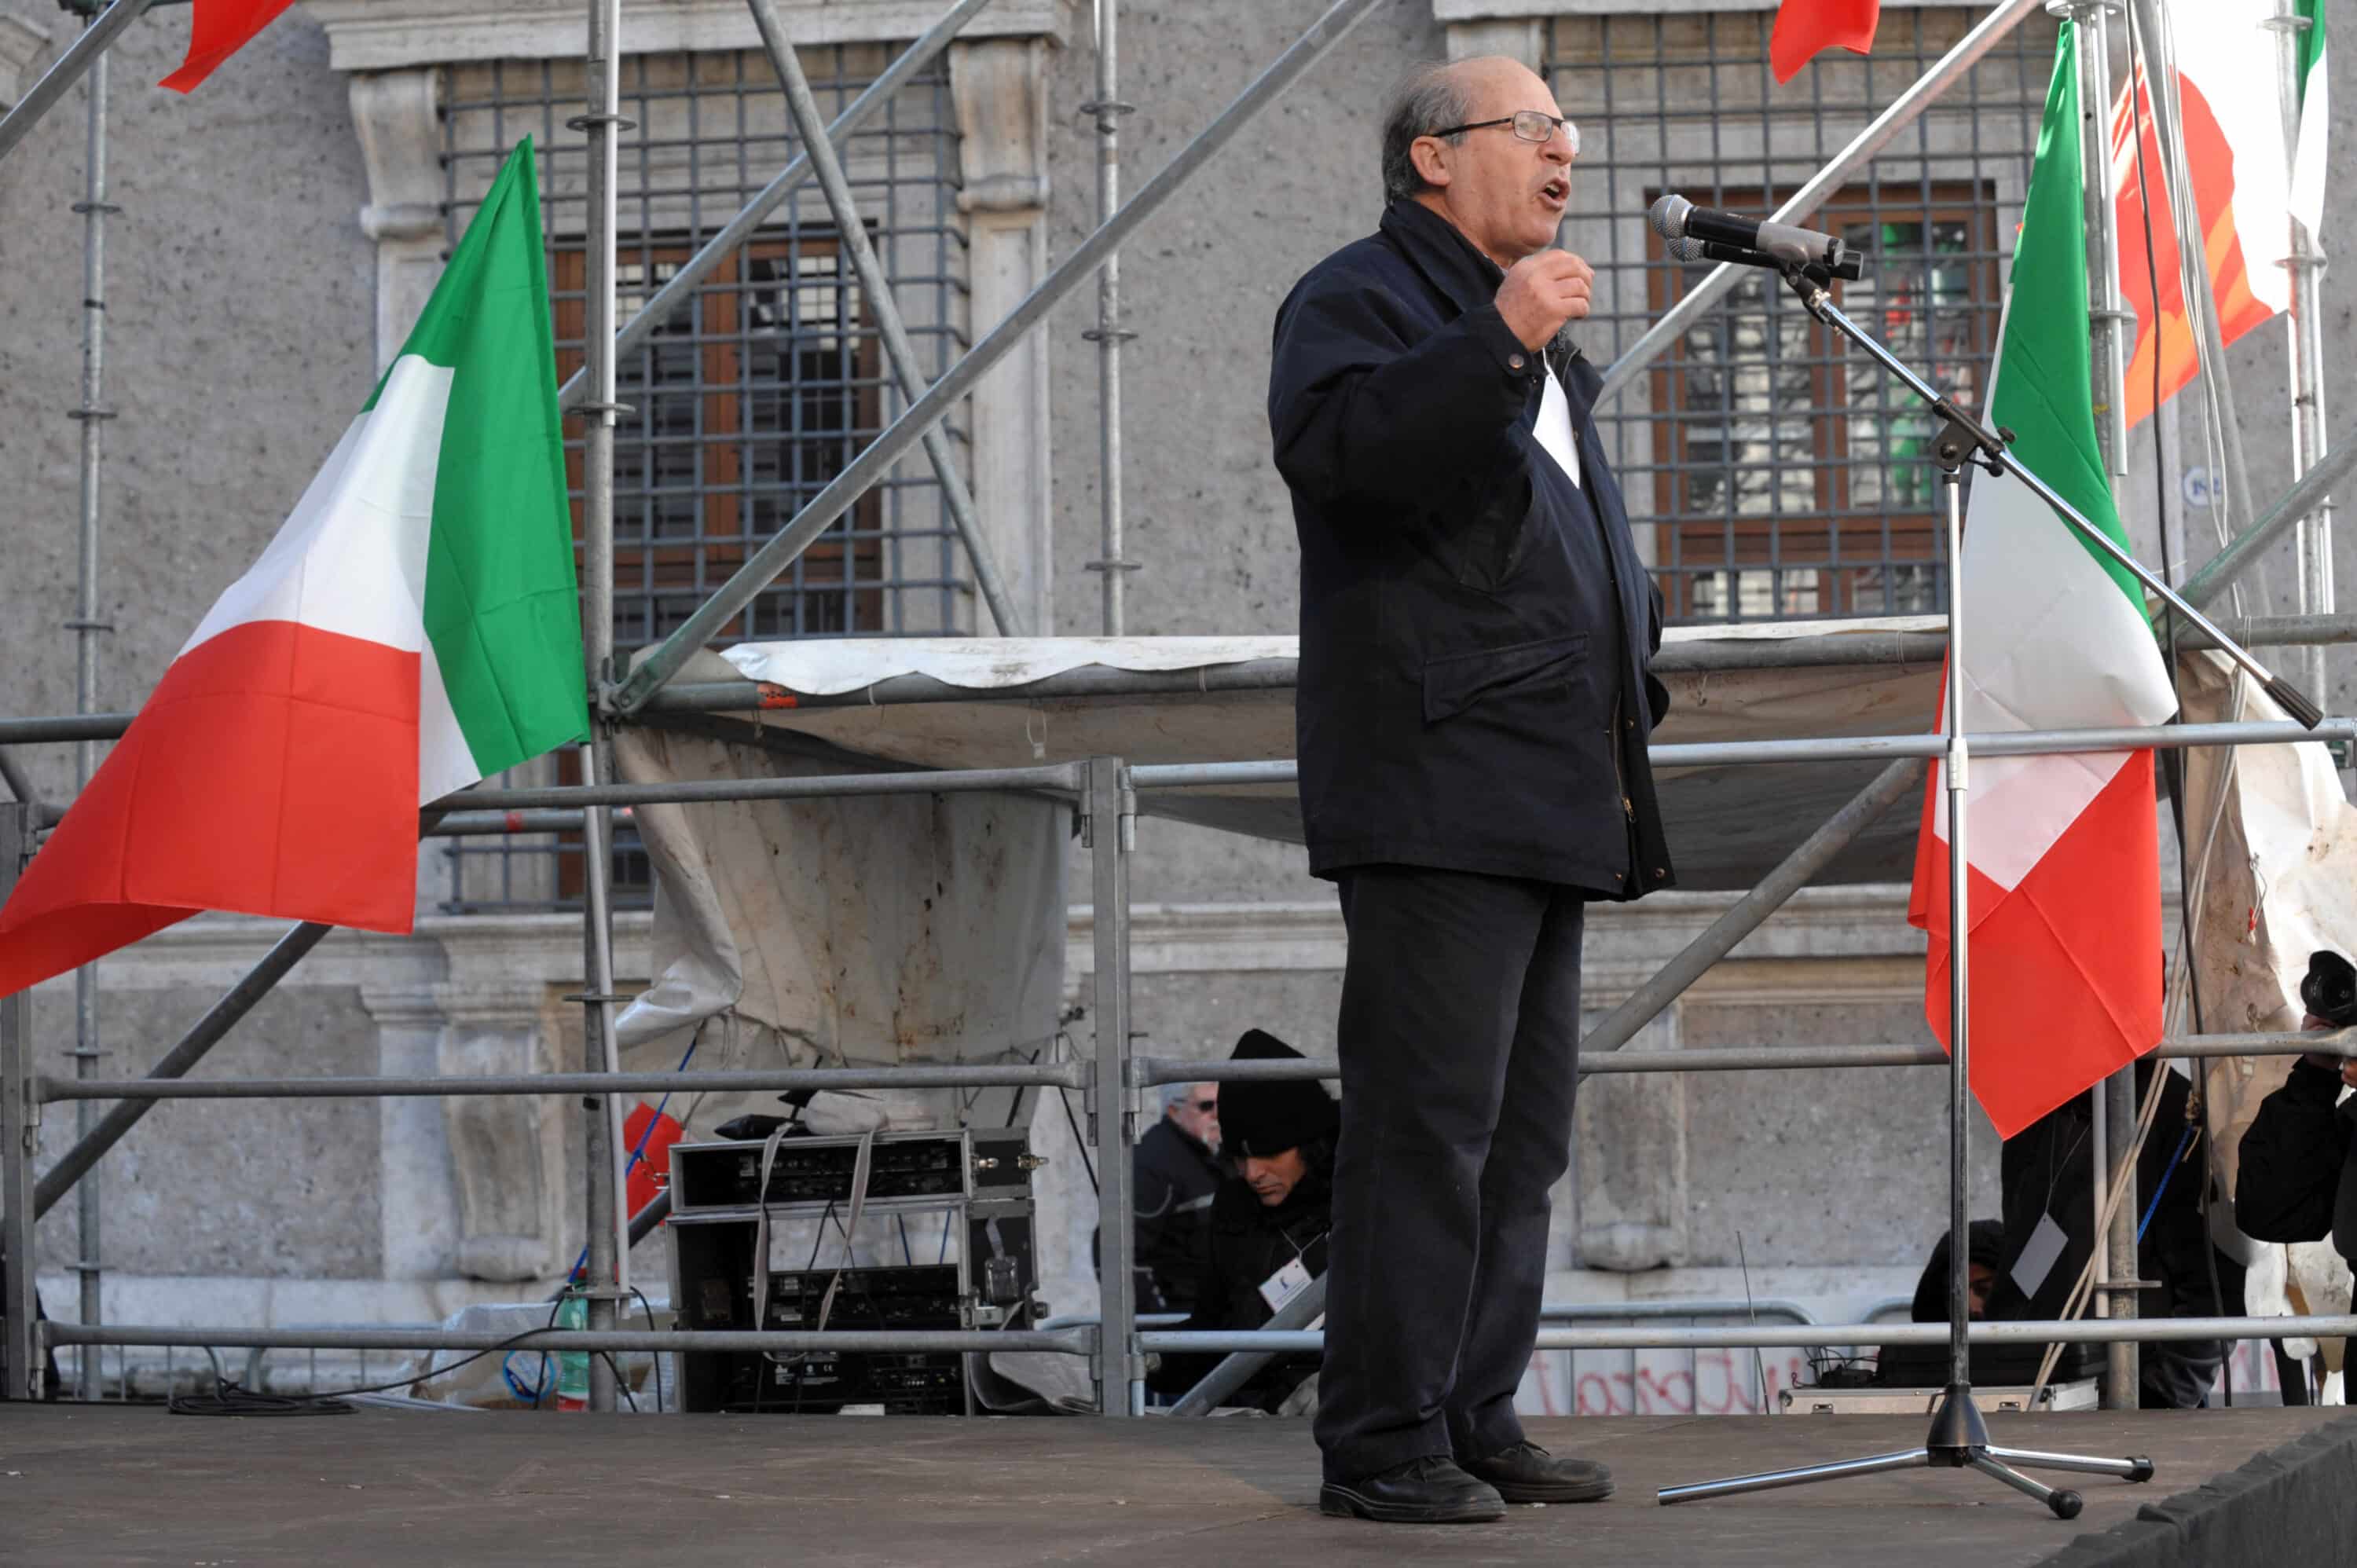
xmin=2271 ymin=0 xmax=2333 ymax=705
xmin=573 ymin=0 xmax=631 ymax=1415
xmin=2061 ymin=0 xmax=2145 ymax=1414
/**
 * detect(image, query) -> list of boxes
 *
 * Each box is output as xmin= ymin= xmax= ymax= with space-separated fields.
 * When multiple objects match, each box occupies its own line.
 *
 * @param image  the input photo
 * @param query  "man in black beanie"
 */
xmin=1147 ymin=1031 xmax=1338 ymax=1412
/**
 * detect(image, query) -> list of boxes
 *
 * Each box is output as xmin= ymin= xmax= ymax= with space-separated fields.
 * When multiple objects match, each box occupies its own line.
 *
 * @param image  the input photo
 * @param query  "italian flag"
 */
xmin=0 ymin=141 xmax=585 ymax=998
xmin=2110 ymin=0 xmax=2318 ymax=427
xmin=1906 ymin=24 xmax=2179 ymax=1141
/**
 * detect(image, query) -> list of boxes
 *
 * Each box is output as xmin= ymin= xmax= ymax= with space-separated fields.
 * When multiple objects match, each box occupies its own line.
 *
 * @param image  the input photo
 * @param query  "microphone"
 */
xmin=1666 ymin=233 xmax=1865 ymax=283
xmin=1649 ymin=193 xmax=1854 ymax=273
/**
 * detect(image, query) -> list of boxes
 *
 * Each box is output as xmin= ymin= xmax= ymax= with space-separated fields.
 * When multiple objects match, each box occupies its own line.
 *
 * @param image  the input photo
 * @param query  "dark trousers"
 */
xmin=1313 ymin=864 xmax=1584 ymax=1481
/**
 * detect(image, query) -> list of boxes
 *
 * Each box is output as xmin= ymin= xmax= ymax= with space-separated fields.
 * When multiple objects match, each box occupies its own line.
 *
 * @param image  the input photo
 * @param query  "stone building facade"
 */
xmin=2 ymin=0 xmax=2347 ymax=1409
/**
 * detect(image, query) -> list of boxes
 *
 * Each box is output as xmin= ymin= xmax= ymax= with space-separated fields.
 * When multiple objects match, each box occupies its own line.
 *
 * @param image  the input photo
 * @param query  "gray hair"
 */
xmin=1160 ymin=1081 xmax=1206 ymax=1112
xmin=1380 ymin=62 xmax=1475 ymax=206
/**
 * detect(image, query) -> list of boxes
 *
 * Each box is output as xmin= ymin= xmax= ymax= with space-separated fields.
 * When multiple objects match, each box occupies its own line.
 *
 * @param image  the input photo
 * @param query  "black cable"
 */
xmin=2124 ymin=3 xmax=2231 ymax=1409
xmin=167 ymin=1320 xmax=607 ymax=1417
xmin=629 ymin=1286 xmax=665 ymax=1415
xmin=1058 ymin=1083 xmax=1098 ymax=1195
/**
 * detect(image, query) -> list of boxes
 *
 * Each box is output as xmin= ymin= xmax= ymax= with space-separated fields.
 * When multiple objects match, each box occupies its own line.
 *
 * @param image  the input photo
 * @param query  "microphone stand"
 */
xmin=1659 ymin=260 xmax=2324 ymax=1517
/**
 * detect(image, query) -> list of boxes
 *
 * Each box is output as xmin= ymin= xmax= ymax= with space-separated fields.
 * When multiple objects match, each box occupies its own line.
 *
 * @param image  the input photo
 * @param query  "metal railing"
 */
xmin=11 ymin=724 xmax=2357 ymax=1416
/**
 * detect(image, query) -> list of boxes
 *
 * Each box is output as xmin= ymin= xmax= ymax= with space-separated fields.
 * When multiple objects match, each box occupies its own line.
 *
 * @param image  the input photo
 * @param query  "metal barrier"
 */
xmin=9 ymin=729 xmax=2357 ymax=1415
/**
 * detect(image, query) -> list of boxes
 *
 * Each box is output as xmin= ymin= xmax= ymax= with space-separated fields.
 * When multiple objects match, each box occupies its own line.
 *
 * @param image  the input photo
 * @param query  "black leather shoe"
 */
xmin=1459 ymin=1441 xmax=1614 ymax=1504
xmin=1318 ymin=1456 xmax=1507 ymax=1524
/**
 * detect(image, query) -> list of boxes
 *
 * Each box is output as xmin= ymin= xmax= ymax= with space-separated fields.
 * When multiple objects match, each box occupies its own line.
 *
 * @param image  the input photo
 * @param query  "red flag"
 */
xmin=2110 ymin=64 xmax=2287 ymax=427
xmin=622 ymin=1104 xmax=687 ymax=1218
xmin=1770 ymin=1 xmax=1882 ymax=84
xmin=159 ymin=0 xmax=297 ymax=93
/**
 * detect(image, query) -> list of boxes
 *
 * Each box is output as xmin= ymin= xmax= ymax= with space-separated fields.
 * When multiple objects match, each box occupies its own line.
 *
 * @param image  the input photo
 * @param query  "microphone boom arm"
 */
xmin=1772 ymin=263 xmax=2322 ymax=728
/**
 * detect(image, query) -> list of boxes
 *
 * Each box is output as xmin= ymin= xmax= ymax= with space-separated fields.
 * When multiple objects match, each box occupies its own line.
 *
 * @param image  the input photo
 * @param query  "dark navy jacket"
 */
xmin=1268 ymin=200 xmax=1673 ymax=896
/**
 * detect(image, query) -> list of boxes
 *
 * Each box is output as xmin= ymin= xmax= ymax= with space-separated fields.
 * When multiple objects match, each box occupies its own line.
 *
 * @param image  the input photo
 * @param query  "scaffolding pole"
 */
xmin=1084 ymin=0 xmax=1135 ymax=631
xmin=574 ymin=0 xmax=629 ymax=1416
xmin=64 ymin=21 xmax=115 ymax=1401
xmin=2272 ymin=0 xmax=2333 ymax=703
xmin=744 ymin=0 xmax=1022 ymax=636
xmin=2179 ymin=423 xmax=2357 ymax=612
xmin=1 ymin=805 xmax=38 ymax=1401
xmin=1084 ymin=757 xmax=1138 ymax=1414
xmin=610 ymin=0 xmax=1392 ymax=714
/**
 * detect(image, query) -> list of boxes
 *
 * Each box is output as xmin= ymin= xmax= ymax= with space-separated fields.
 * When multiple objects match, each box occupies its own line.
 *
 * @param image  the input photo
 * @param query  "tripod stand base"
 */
xmin=1657 ymin=1386 xmax=2153 ymax=1520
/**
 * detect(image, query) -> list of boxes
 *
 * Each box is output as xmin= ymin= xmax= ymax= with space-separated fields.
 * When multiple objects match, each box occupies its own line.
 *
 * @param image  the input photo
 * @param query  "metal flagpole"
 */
xmin=574 ymin=0 xmax=631 ymax=1414
xmin=2061 ymin=0 xmax=2143 ymax=1412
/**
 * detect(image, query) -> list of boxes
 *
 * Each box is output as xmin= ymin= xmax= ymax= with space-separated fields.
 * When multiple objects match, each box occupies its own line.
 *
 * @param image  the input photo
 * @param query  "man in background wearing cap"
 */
xmin=2235 ymin=950 xmax=2357 ymax=1375
xmin=1148 ymin=1031 xmax=1338 ymax=1412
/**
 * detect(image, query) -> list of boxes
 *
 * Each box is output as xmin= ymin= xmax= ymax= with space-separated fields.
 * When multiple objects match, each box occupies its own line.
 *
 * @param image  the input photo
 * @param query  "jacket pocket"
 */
xmin=1421 ymin=634 xmax=1589 ymax=724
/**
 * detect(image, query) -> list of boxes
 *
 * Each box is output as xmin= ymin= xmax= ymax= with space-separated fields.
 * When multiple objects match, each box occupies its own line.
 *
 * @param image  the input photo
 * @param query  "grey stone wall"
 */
xmin=0 ymin=11 xmax=374 ymax=811
xmin=29 ymin=979 xmax=383 ymax=1280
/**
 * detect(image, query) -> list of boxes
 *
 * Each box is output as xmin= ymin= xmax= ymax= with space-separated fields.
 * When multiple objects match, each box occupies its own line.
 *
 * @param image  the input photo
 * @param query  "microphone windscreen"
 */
xmin=1647 ymin=193 xmax=1691 ymax=241
xmin=1666 ymin=236 xmax=1706 ymax=262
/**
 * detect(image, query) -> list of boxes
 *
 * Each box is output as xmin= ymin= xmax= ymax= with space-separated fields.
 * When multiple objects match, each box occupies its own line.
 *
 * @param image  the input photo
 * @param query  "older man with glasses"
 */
xmin=1267 ymin=55 xmax=1673 ymax=1525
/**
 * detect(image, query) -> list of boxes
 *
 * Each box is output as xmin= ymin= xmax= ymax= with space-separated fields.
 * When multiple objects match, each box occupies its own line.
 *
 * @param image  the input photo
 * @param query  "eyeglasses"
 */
xmin=1191 ymin=1099 xmax=1218 ymax=1113
xmin=1429 ymin=110 xmax=1579 ymax=157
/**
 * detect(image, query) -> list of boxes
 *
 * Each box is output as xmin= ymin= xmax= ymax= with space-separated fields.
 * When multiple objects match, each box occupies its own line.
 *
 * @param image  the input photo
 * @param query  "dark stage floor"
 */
xmin=2 ymin=1404 xmax=2350 ymax=1566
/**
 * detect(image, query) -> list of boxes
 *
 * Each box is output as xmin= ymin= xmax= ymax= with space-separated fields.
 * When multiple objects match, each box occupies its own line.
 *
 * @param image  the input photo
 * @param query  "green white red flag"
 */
xmin=1906 ymin=24 xmax=2178 ymax=1140
xmin=160 ymin=0 xmax=297 ymax=93
xmin=2110 ymin=0 xmax=2322 ymax=427
xmin=0 ymin=141 xmax=585 ymax=998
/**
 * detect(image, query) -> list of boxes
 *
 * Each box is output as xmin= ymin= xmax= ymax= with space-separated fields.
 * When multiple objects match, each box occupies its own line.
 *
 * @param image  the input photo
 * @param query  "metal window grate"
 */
xmin=432 ymin=45 xmax=970 ymax=914
xmin=1546 ymin=7 xmax=2061 ymax=623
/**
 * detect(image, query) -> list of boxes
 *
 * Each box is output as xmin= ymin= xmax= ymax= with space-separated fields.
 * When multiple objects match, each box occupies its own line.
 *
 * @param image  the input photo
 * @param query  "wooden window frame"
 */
xmin=1643 ymin=183 xmax=2003 ymax=620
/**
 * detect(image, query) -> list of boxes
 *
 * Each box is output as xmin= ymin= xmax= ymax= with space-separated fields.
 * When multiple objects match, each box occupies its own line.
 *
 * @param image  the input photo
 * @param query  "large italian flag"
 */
xmin=1907 ymin=24 xmax=2179 ymax=1140
xmin=0 ymin=141 xmax=585 ymax=998
xmin=2111 ymin=0 xmax=2324 ymax=427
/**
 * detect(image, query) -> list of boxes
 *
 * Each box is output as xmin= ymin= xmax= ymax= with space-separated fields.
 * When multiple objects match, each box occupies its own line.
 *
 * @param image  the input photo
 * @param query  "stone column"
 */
xmin=948 ymin=38 xmax=1054 ymax=634
xmin=349 ymin=69 xmax=448 ymax=372
xmin=431 ymin=985 xmax=571 ymax=1283
xmin=0 ymin=12 xmax=53 ymax=110
xmin=1572 ymin=1011 xmax=1690 ymax=1271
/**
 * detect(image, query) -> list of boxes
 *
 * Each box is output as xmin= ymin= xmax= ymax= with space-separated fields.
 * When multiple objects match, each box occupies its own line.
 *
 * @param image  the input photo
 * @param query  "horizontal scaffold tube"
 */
xmin=431 ymin=760 xmax=1087 ymax=812
xmin=1143 ymin=1314 xmax=2357 ymax=1354
xmin=42 ymin=1323 xmax=1094 ymax=1356
xmin=38 ymin=1061 xmax=1089 ymax=1103
xmin=1132 ymin=1032 xmax=2347 ymax=1087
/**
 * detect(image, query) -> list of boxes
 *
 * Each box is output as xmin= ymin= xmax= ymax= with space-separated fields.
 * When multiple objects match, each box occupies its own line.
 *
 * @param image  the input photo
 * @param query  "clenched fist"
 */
xmin=1496 ymin=249 xmax=1594 ymax=351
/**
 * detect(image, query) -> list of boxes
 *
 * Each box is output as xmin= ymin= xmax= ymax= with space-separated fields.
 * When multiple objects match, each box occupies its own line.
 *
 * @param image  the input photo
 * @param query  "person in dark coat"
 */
xmin=1267 ymin=55 xmax=1659 ymax=1523
xmin=1131 ymin=1081 xmax=1224 ymax=1313
xmin=2236 ymin=950 xmax=2357 ymax=1372
xmin=1147 ymin=1032 xmax=1337 ymax=1412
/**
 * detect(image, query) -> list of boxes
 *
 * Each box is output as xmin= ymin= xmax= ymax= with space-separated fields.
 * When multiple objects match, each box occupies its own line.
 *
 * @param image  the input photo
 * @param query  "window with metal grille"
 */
xmin=431 ymin=46 xmax=969 ymax=913
xmin=1546 ymin=7 xmax=2060 ymax=624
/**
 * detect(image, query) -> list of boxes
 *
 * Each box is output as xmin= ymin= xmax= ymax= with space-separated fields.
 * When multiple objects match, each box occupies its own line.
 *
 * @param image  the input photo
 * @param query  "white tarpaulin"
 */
xmin=2175 ymin=650 xmax=2355 ymax=1357
xmin=611 ymin=629 xmax=1941 ymax=1103
xmin=611 ymin=706 xmax=1067 ymax=1143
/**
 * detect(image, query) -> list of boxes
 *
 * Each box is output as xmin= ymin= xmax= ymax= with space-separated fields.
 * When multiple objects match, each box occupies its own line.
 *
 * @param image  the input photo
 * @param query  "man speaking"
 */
xmin=1267 ymin=56 xmax=1673 ymax=1524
